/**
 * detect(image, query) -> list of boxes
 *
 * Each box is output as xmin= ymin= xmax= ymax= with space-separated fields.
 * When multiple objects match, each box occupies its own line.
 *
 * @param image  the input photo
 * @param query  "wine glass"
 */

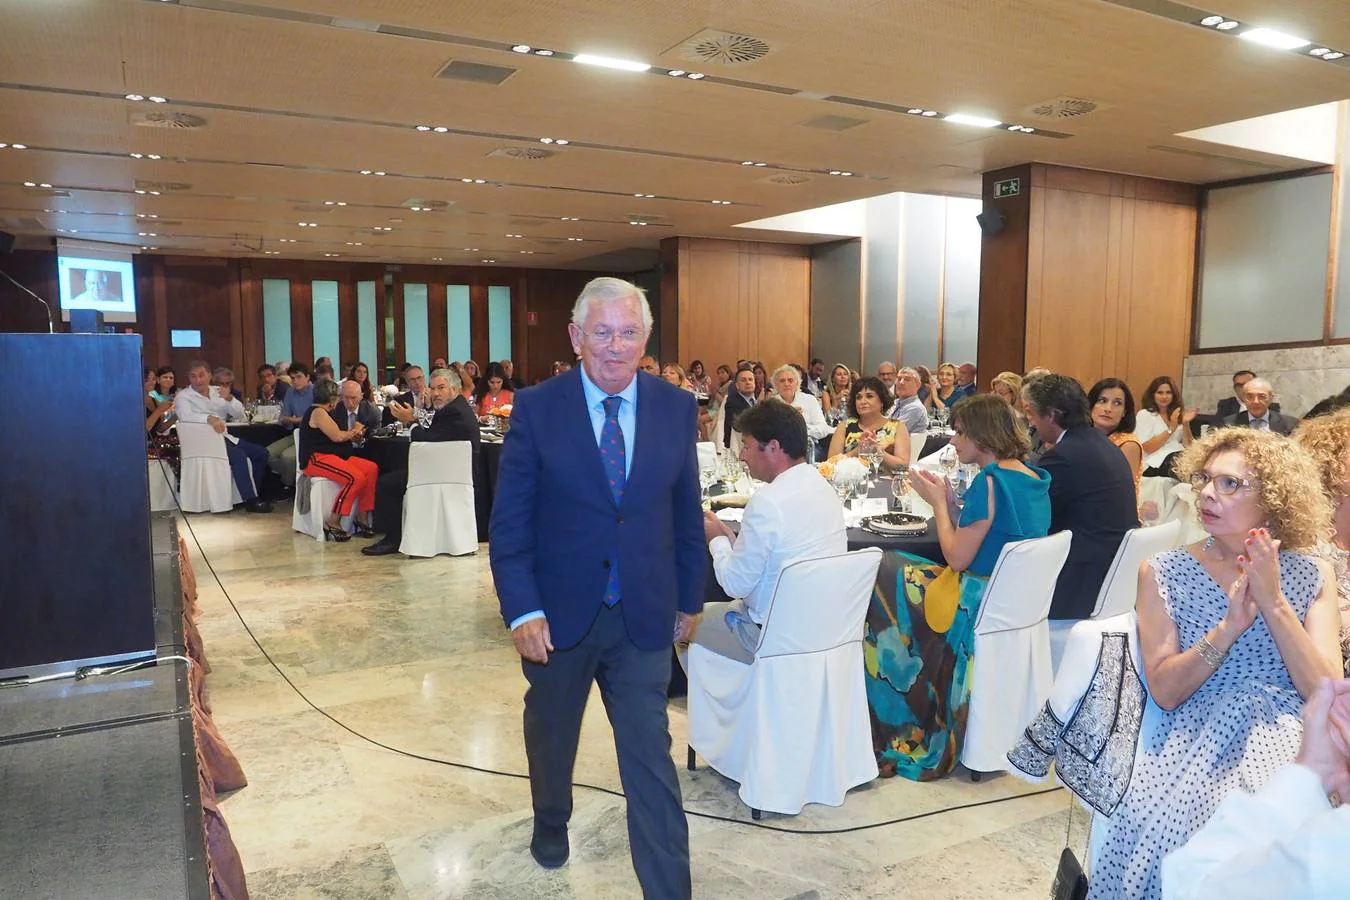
xmin=719 ymin=455 xmax=740 ymax=493
xmin=699 ymin=459 xmax=718 ymax=507
xmin=935 ymin=405 xmax=950 ymax=431
xmin=891 ymin=465 xmax=911 ymax=513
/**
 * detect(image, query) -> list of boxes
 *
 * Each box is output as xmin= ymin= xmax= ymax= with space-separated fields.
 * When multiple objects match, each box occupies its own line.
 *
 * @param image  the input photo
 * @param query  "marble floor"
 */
xmin=184 ymin=507 xmax=1087 ymax=900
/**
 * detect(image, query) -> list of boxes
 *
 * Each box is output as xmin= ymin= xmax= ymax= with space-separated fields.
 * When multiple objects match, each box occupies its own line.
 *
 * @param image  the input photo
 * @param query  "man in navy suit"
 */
xmin=490 ymin=277 xmax=703 ymax=896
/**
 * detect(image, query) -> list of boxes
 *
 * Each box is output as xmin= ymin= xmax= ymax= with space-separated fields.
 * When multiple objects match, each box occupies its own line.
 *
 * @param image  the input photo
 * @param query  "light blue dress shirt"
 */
xmin=280 ymin=384 xmax=314 ymax=432
xmin=510 ymin=367 xmax=640 ymax=630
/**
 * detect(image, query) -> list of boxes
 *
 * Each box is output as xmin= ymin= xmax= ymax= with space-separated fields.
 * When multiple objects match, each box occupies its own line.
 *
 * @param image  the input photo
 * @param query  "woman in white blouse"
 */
xmin=1135 ymin=375 xmax=1198 ymax=479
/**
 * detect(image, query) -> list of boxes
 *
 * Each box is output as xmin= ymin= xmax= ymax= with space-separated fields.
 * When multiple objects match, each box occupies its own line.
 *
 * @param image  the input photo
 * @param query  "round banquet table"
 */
xmin=224 ymin=421 xmax=286 ymax=447
xmin=358 ymin=433 xmax=503 ymax=540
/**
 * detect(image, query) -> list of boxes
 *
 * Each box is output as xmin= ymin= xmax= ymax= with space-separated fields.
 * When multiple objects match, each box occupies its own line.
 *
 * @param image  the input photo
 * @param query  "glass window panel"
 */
xmin=311 ymin=280 xmax=340 ymax=368
xmin=262 ymin=278 xmax=292 ymax=364
xmin=357 ymin=281 xmax=378 ymax=373
xmin=403 ymin=283 xmax=429 ymax=369
xmin=488 ymin=285 xmax=512 ymax=363
xmin=447 ymin=285 xmax=471 ymax=362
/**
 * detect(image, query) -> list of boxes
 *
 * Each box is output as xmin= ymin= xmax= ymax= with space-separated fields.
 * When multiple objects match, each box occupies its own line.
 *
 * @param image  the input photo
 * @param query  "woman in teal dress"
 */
xmin=865 ymin=393 xmax=1051 ymax=780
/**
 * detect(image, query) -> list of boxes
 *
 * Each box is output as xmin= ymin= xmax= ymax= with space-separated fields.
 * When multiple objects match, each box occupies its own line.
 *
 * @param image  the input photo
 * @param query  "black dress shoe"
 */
xmin=360 ymin=538 xmax=400 ymax=556
xmin=530 ymin=824 xmax=568 ymax=869
xmin=353 ymin=522 xmax=378 ymax=538
xmin=245 ymin=499 xmax=274 ymax=514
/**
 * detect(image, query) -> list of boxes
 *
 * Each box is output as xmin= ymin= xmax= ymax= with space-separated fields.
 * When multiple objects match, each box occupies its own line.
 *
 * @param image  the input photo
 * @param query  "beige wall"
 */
xmin=663 ymin=237 xmax=811 ymax=370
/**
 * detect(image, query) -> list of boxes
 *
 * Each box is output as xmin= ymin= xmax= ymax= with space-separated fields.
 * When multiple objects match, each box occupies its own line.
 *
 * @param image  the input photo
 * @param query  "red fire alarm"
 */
xmin=527 ymin=311 xmax=538 ymax=326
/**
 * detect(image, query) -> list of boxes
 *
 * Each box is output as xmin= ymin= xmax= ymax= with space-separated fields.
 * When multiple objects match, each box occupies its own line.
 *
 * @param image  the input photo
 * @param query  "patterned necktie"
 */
xmin=599 ymin=395 xmax=625 ymax=606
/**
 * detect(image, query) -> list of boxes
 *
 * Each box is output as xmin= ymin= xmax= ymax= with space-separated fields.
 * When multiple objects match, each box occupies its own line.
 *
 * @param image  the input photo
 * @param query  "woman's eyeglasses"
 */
xmin=1189 ymin=471 xmax=1259 ymax=496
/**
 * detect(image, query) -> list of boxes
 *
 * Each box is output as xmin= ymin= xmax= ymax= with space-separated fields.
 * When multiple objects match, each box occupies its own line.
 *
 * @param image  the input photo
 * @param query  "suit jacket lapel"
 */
xmin=622 ymin=376 xmax=657 ymax=510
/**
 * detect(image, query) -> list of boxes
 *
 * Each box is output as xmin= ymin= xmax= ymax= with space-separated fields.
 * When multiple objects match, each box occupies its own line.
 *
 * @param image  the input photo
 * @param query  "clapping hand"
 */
xmin=1182 ymin=406 xmax=1199 ymax=424
xmin=1237 ymin=528 xmax=1283 ymax=613
xmin=1222 ymin=570 xmax=1258 ymax=634
xmin=1296 ymin=677 xmax=1350 ymax=803
xmin=909 ymin=467 xmax=954 ymax=510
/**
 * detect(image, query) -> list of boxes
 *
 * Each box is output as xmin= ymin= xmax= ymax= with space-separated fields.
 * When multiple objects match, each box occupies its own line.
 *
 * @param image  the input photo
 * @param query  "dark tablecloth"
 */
xmin=224 ymin=422 xmax=286 ymax=447
xmin=359 ymin=435 xmax=503 ymax=540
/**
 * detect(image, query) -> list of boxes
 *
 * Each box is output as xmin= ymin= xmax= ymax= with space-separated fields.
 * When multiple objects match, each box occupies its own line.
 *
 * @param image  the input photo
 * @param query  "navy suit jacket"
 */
xmin=490 ymin=368 xmax=705 ymax=651
xmin=1039 ymin=427 xmax=1140 ymax=620
xmin=1223 ymin=409 xmax=1298 ymax=436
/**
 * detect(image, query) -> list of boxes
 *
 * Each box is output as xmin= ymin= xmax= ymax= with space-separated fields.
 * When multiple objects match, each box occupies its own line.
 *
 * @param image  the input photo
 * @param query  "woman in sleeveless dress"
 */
xmin=1089 ymin=428 xmax=1342 ymax=899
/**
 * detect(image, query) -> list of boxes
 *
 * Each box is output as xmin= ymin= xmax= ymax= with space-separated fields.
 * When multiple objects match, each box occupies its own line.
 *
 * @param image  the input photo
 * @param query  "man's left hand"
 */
xmin=389 ymin=401 xmax=415 ymax=423
xmin=703 ymin=510 xmax=734 ymax=544
xmin=674 ymin=611 xmax=698 ymax=644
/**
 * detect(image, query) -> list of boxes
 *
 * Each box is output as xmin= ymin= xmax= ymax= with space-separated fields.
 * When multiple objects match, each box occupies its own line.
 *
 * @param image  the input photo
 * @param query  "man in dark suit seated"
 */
xmin=362 ymin=368 xmax=479 ymax=557
xmin=1025 ymin=374 xmax=1139 ymax=620
xmin=382 ymin=364 xmax=430 ymax=425
xmin=721 ymin=366 xmax=758 ymax=447
xmin=1192 ymin=369 xmax=1282 ymax=436
xmin=336 ymin=379 xmax=381 ymax=433
xmin=1223 ymin=378 xmax=1298 ymax=435
xmin=255 ymin=363 xmax=289 ymax=404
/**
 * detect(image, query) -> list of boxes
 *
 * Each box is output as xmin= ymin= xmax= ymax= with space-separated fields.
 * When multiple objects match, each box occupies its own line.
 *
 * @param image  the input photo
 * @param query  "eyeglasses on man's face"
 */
xmin=579 ymin=327 xmax=645 ymax=346
xmin=1190 ymin=471 xmax=1259 ymax=496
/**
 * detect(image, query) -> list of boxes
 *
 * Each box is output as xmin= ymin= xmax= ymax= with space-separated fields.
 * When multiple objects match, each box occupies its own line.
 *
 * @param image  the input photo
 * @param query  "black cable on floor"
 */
xmin=166 ymin=474 xmax=1063 ymax=834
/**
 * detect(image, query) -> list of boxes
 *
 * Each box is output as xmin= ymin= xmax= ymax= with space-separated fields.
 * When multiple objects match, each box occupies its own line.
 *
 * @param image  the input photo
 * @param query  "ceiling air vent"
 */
xmin=762 ymin=173 xmax=812 ymax=186
xmin=134 ymin=180 xmax=192 ymax=192
xmin=131 ymin=110 xmax=208 ymax=129
xmin=22 ymin=187 xmax=71 ymax=198
xmin=1026 ymin=96 xmax=1103 ymax=120
xmin=673 ymin=28 xmax=771 ymax=64
xmin=487 ymin=146 xmax=555 ymax=161
xmin=801 ymin=114 xmax=869 ymax=132
xmin=404 ymin=199 xmax=452 ymax=210
xmin=436 ymin=59 xmax=518 ymax=85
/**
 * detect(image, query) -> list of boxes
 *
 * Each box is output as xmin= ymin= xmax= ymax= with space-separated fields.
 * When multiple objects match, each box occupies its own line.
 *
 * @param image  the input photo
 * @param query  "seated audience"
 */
xmin=1305 ymin=384 xmax=1350 ymax=420
xmin=143 ymin=367 xmax=177 ymax=474
xmin=888 ymin=366 xmax=930 ymax=436
xmin=915 ymin=364 xmax=935 ymax=407
xmin=1294 ymin=411 xmax=1350 ymax=675
xmin=930 ymin=363 xmax=962 ymax=413
xmin=1136 ymin=375 xmax=1196 ymax=479
xmin=661 ymin=362 xmax=694 ymax=392
xmin=954 ymin=362 xmax=978 ymax=398
xmin=689 ymin=399 xmax=846 ymax=664
xmin=638 ymin=355 xmax=660 ymax=376
xmin=876 ymin=361 xmax=899 ymax=400
xmin=687 ymin=359 xmax=712 ymax=396
xmin=1093 ymin=428 xmax=1340 ymax=898
xmin=1224 ymin=378 xmax=1298 ymax=435
xmin=274 ymin=360 xmax=292 ymax=385
xmin=871 ymin=394 xmax=1050 ymax=780
xmin=299 ymin=378 xmax=377 ymax=541
xmin=143 ymin=367 xmax=172 ymax=431
xmin=150 ymin=365 xmax=177 ymax=403
xmin=174 ymin=360 xmax=272 ymax=513
xmin=385 ymin=365 xmax=430 ymax=424
xmin=336 ymin=379 xmax=381 ymax=432
xmin=476 ymin=362 xmax=516 ymax=416
xmin=345 ymin=361 xmax=374 ymax=402
xmin=256 ymin=363 xmax=288 ymax=404
xmin=804 ymin=358 xmax=826 ymax=398
xmin=1218 ymin=369 xmax=1261 ymax=420
xmin=1089 ymin=377 xmax=1143 ymax=492
xmin=827 ymin=376 xmax=912 ymax=470
xmin=267 ymin=362 xmax=314 ymax=491
xmin=395 ymin=361 xmax=413 ymax=389
xmin=463 ymin=359 xmax=481 ymax=382
xmin=1162 ymin=676 xmax=1350 ymax=900
xmin=771 ymin=364 xmax=832 ymax=444
xmin=1023 ymin=374 xmax=1138 ymax=620
xmin=213 ymin=367 xmax=244 ymax=403
xmin=752 ymin=362 xmax=769 ymax=400
xmin=363 ymin=368 xmax=480 ymax=556
xmin=722 ymin=366 xmax=760 ymax=447
xmin=989 ymin=371 xmax=1023 ymax=408
xmin=499 ymin=358 xmax=522 ymax=391
xmin=550 ymin=360 xmax=572 ymax=377
xmin=313 ymin=362 xmax=335 ymax=382
xmin=822 ymin=364 xmax=853 ymax=418
xmin=454 ymin=362 xmax=476 ymax=402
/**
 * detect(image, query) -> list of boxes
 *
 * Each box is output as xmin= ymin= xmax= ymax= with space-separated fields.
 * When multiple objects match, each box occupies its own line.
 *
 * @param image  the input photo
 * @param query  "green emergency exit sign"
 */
xmin=994 ymin=178 xmax=1021 ymax=198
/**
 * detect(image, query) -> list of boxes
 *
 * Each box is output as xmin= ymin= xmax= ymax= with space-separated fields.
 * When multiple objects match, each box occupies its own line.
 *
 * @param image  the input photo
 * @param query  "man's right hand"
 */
xmin=512 ymin=617 xmax=553 ymax=664
xmin=389 ymin=401 xmax=415 ymax=424
xmin=207 ymin=415 xmax=226 ymax=434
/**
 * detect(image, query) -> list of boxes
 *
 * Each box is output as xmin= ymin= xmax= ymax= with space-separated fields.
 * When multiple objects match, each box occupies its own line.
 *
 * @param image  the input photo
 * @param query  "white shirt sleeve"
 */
xmin=709 ymin=494 xmax=784 ymax=622
xmin=1134 ymin=410 xmax=1166 ymax=443
xmin=796 ymin=393 xmax=833 ymax=441
xmin=1162 ymin=764 xmax=1349 ymax=900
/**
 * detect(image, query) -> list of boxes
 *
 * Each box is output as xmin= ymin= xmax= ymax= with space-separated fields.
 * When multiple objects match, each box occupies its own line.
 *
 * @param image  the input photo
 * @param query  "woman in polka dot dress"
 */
xmin=1090 ymin=429 xmax=1343 ymax=899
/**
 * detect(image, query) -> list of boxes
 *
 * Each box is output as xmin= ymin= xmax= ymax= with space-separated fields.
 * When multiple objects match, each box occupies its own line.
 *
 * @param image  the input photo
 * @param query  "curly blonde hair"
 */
xmin=1175 ymin=427 xmax=1331 ymax=550
xmin=1294 ymin=410 xmax=1350 ymax=502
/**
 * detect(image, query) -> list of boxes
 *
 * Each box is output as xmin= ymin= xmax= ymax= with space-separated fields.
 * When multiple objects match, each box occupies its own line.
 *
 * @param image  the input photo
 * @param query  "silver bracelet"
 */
xmin=1194 ymin=635 xmax=1227 ymax=669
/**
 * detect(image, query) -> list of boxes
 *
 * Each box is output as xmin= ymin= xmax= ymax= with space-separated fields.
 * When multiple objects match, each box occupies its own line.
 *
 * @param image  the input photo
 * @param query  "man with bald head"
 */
xmin=337 ymin=378 xmax=381 ymax=433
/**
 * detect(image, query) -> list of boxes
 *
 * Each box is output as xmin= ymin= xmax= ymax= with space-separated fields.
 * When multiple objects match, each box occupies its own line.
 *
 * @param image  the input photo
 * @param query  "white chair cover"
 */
xmin=399 ymin=441 xmax=477 ymax=557
xmin=176 ymin=423 xmax=241 ymax=513
xmin=961 ymin=530 xmax=1073 ymax=775
xmin=290 ymin=430 xmax=358 ymax=541
xmin=147 ymin=458 xmax=179 ymax=512
xmin=1138 ymin=476 xmax=1179 ymax=521
xmin=695 ymin=441 xmax=717 ymax=475
xmin=1164 ymin=482 xmax=1208 ymax=544
xmin=687 ymin=548 xmax=883 ymax=815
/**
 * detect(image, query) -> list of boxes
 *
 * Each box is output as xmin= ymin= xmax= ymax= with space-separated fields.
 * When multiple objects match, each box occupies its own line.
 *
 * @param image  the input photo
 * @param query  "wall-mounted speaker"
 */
xmin=975 ymin=211 xmax=1006 ymax=236
xmin=0 ymin=230 xmax=14 ymax=255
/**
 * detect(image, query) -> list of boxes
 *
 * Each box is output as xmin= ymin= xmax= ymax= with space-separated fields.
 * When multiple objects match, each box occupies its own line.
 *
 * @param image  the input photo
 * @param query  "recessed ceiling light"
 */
xmin=1199 ymin=15 xmax=1224 ymax=27
xmin=741 ymin=161 xmax=755 ymax=166
xmin=711 ymin=199 xmax=732 ymax=205
xmin=345 ymin=241 xmax=364 ymax=246
xmin=433 ymin=126 xmax=449 ymax=133
xmin=506 ymin=233 xmax=523 ymax=238
xmin=920 ymin=110 xmax=940 ymax=117
xmin=138 ymin=232 xmax=157 ymax=236
xmin=946 ymin=113 xmax=1001 ymax=128
xmin=416 ymin=125 xmax=432 ymax=132
xmin=359 ymin=169 xmax=373 ymax=175
xmin=1325 ymin=51 xmax=1346 ymax=60
xmin=278 ymin=238 xmax=297 ymax=243
xmin=687 ymin=72 xmax=705 ymax=80
xmin=23 ymin=181 xmax=35 ymax=187
xmin=481 ymin=258 xmax=496 ymax=262
xmin=464 ymin=247 xmax=479 ymax=251
xmin=1239 ymin=27 xmax=1310 ymax=49
xmin=561 ymin=216 xmax=579 ymax=221
xmin=264 ymin=250 xmax=279 ymax=255
xmin=148 ymin=153 xmax=161 ymax=160
xmin=568 ymin=237 xmax=584 ymax=241
xmin=533 ymin=49 xmax=553 ymax=56
xmin=134 ymin=189 xmax=146 ymax=194
xmin=629 ymin=220 xmax=648 ymax=226
xmin=633 ymin=193 xmax=654 ymax=198
xmin=433 ymin=257 xmax=443 ymax=261
xmin=511 ymin=45 xmax=532 ymax=53
xmin=39 ymin=182 xmax=51 ymax=188
xmin=573 ymin=53 xmax=651 ymax=72
xmin=125 ymin=94 xmax=144 ymax=101
xmin=11 ymin=144 xmax=25 ymax=149
xmin=1216 ymin=20 xmax=1240 ymax=30
xmin=519 ymin=250 xmax=534 ymax=254
xmin=148 ymin=96 xmax=167 ymax=103
xmin=906 ymin=108 xmax=924 ymax=115
xmin=1310 ymin=47 xmax=1332 ymax=56
xmin=323 ymin=253 xmax=339 ymax=257
xmin=130 ymin=152 xmax=144 ymax=158
xmin=667 ymin=69 xmax=686 ymax=77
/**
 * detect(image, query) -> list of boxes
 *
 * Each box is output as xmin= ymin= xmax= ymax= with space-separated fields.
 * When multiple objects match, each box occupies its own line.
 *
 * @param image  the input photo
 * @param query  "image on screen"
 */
xmin=57 ymin=253 xmax=138 ymax=323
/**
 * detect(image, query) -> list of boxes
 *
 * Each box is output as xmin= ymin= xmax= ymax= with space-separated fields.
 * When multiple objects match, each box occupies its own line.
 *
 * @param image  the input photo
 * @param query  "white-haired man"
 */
xmin=889 ymin=367 xmax=929 ymax=436
xmin=1223 ymin=378 xmax=1298 ymax=435
xmin=771 ymin=363 xmax=832 ymax=444
xmin=491 ymin=276 xmax=701 ymax=893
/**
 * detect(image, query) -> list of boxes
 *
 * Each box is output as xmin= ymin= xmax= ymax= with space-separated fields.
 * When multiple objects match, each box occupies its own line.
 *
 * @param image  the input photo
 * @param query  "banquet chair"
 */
xmin=696 ymin=441 xmax=717 ymax=475
xmin=961 ymin=530 xmax=1073 ymax=779
xmin=686 ymin=547 xmax=883 ymax=818
xmin=399 ymin=441 xmax=477 ymax=557
xmin=1049 ymin=520 xmax=1184 ymax=670
xmin=176 ymin=423 xmax=242 ymax=514
xmin=290 ymin=431 xmax=358 ymax=541
xmin=147 ymin=457 xmax=179 ymax=512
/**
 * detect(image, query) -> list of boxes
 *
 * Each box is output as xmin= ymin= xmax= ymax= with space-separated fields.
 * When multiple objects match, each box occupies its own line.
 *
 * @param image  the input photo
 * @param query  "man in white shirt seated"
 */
xmin=771 ymin=364 xmax=832 ymax=447
xmin=888 ymin=366 xmax=929 ymax=436
xmin=1162 ymin=676 xmax=1350 ymax=900
xmin=688 ymin=399 xmax=847 ymax=664
xmin=174 ymin=360 xmax=273 ymax=513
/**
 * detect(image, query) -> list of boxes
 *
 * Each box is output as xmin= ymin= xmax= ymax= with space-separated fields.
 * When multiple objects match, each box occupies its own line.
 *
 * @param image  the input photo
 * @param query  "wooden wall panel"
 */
xmin=750 ymin=246 xmax=811 ymax=366
xmin=977 ymin=164 xmax=1033 ymax=380
xmin=1122 ymin=200 xmax=1197 ymax=388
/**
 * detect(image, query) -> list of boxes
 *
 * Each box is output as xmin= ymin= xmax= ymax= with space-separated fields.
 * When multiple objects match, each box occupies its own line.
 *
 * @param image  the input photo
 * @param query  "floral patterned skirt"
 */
xmin=864 ymin=550 xmax=988 ymax=781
